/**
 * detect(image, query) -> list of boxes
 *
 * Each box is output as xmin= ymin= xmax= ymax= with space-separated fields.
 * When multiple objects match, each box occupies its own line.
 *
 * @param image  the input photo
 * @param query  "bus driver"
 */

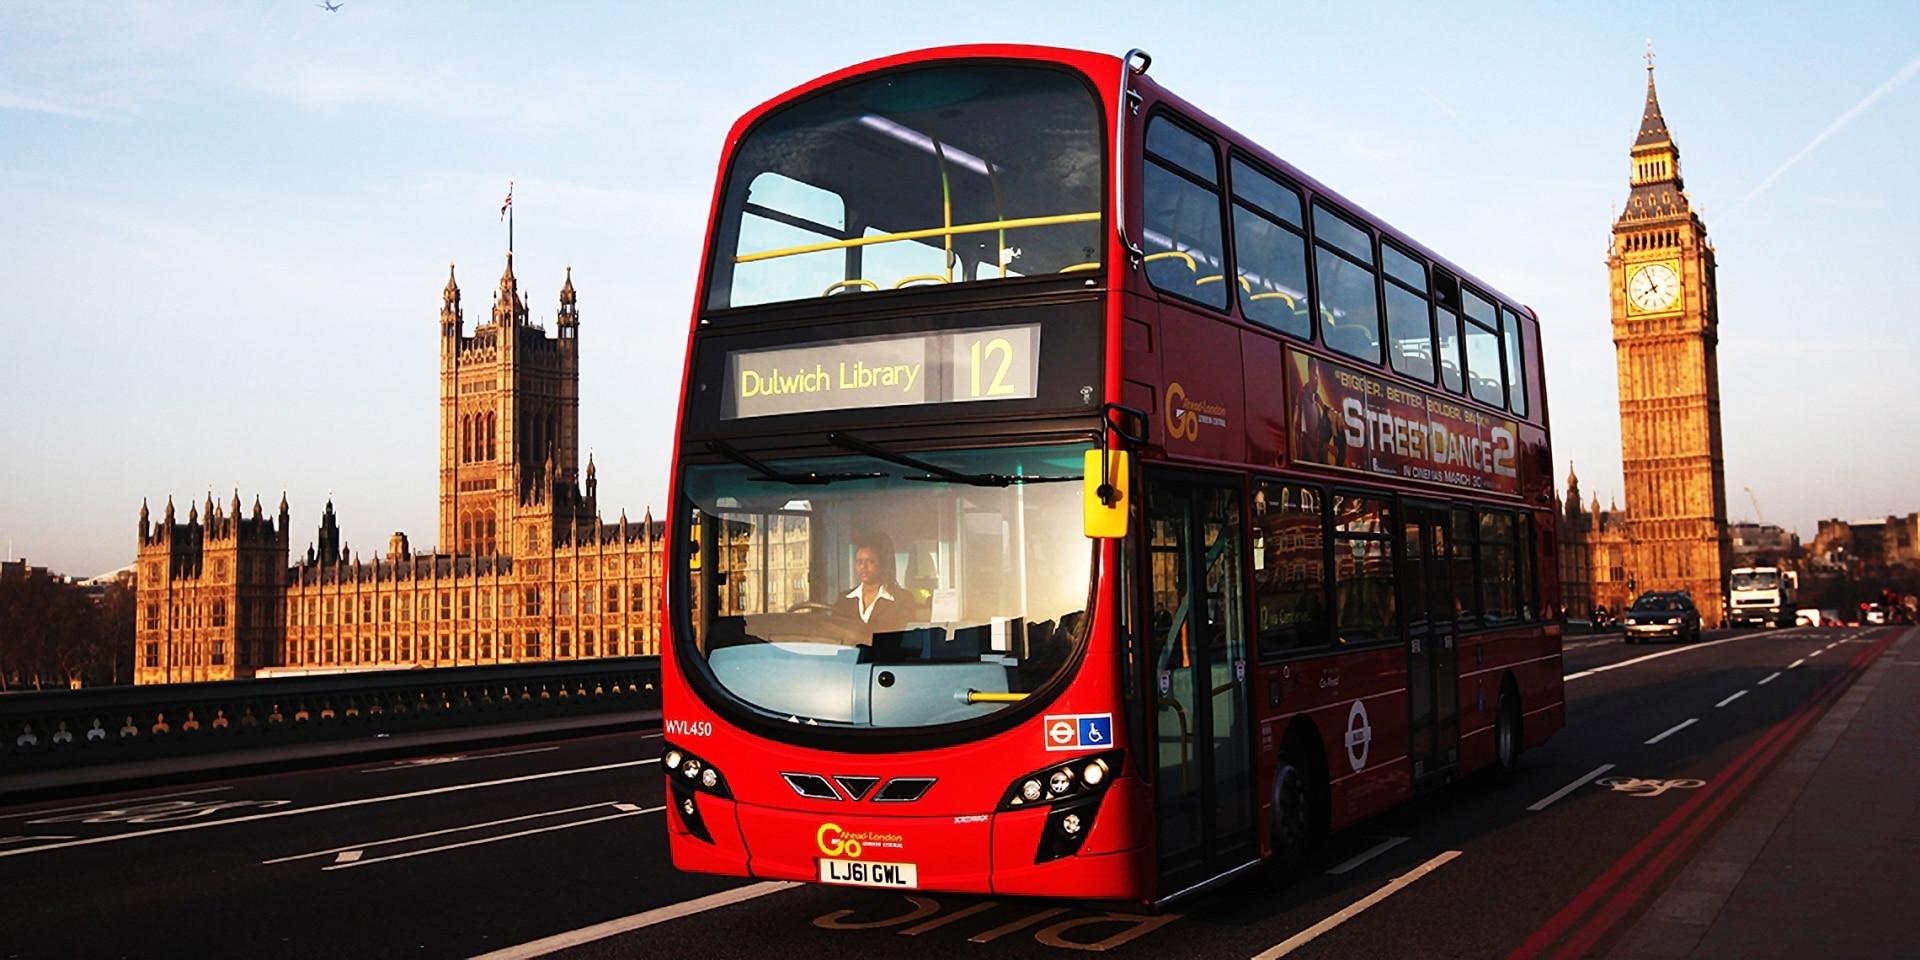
xmin=835 ymin=533 xmax=912 ymax=633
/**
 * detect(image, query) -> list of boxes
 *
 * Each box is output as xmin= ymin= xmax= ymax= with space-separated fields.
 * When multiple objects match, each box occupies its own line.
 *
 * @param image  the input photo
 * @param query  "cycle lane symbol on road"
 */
xmin=1596 ymin=777 xmax=1706 ymax=798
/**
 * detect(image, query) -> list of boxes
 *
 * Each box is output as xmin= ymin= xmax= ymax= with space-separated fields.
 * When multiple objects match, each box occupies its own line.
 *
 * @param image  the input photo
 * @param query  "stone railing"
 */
xmin=0 ymin=657 xmax=660 ymax=777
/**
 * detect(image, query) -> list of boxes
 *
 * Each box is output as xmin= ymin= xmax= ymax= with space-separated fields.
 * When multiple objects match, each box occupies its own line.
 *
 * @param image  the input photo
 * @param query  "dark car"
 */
xmin=1623 ymin=591 xmax=1702 ymax=644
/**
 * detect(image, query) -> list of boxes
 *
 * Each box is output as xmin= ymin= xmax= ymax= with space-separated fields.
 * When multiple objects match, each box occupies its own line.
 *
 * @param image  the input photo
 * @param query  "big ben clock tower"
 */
xmin=1607 ymin=49 xmax=1732 ymax=624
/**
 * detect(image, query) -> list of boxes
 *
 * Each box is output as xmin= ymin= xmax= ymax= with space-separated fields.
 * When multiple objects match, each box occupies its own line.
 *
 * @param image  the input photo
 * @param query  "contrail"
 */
xmin=1722 ymin=56 xmax=1920 ymax=221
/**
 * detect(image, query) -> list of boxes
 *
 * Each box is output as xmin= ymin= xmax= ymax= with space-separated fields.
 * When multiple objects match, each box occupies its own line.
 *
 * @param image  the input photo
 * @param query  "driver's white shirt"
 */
xmin=844 ymin=584 xmax=896 ymax=623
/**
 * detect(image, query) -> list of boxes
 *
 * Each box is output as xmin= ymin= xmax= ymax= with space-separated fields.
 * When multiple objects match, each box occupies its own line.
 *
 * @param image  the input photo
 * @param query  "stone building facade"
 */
xmin=134 ymin=255 xmax=666 ymax=684
xmin=1599 ymin=58 xmax=1732 ymax=625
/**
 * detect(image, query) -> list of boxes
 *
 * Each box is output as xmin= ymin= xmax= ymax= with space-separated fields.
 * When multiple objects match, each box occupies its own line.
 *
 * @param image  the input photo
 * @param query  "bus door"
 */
xmin=1402 ymin=501 xmax=1460 ymax=789
xmin=1142 ymin=473 xmax=1256 ymax=893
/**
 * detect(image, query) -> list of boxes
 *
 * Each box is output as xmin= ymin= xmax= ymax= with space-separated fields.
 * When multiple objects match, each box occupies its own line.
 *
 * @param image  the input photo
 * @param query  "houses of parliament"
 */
xmin=1560 ymin=57 xmax=1734 ymax=625
xmin=133 ymin=254 xmax=666 ymax=684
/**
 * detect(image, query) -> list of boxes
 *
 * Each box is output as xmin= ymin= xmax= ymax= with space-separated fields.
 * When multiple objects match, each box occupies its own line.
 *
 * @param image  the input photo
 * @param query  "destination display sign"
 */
xmin=722 ymin=323 xmax=1041 ymax=420
xmin=1288 ymin=349 xmax=1521 ymax=496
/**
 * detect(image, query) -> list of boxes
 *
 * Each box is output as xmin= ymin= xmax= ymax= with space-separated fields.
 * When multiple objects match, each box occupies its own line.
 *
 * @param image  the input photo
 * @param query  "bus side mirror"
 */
xmin=1083 ymin=450 xmax=1130 ymax=539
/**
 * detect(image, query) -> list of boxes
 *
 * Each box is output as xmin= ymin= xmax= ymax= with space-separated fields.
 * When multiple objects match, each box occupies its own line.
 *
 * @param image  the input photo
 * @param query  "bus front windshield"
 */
xmin=707 ymin=63 xmax=1104 ymax=310
xmin=682 ymin=443 xmax=1094 ymax=730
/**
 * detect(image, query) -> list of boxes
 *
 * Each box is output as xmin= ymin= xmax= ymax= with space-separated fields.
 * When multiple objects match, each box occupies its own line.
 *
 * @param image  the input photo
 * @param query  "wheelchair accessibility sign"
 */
xmin=1044 ymin=713 xmax=1114 ymax=751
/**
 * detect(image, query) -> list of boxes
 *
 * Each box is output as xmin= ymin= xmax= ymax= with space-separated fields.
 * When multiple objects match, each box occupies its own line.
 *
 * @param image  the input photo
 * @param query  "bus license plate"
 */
xmin=818 ymin=858 xmax=917 ymax=888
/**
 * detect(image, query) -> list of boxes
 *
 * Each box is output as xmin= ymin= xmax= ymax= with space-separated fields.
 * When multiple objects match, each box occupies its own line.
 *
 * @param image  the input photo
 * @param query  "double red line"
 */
xmin=1507 ymin=630 xmax=1900 ymax=960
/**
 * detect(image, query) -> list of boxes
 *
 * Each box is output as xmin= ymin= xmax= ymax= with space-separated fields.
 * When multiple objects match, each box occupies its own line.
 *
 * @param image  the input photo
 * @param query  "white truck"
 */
xmin=1728 ymin=566 xmax=1797 ymax=628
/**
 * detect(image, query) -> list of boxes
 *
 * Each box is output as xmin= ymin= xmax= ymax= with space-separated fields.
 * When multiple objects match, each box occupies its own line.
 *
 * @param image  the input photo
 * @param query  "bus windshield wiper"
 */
xmin=826 ymin=432 xmax=1077 ymax=487
xmin=707 ymin=440 xmax=885 ymax=485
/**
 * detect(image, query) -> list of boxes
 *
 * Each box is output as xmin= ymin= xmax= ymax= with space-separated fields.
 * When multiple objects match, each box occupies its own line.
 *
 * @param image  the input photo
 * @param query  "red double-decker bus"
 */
xmin=662 ymin=44 xmax=1563 ymax=904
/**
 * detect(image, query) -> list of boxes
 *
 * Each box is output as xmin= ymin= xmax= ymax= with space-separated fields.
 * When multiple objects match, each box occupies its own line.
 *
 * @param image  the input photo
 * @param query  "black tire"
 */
xmin=1268 ymin=754 xmax=1324 ymax=877
xmin=1488 ymin=687 xmax=1523 ymax=786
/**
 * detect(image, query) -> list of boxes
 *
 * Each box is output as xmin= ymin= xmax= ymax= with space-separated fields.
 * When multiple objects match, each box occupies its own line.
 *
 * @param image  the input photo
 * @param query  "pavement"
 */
xmin=1609 ymin=625 xmax=1920 ymax=959
xmin=0 ymin=708 xmax=660 ymax=802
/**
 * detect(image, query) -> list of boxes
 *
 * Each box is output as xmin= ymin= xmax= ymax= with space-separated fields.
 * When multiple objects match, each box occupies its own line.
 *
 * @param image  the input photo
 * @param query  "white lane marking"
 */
xmin=1789 ymin=659 xmax=1807 ymax=669
xmin=1808 ymin=650 xmax=1825 ymax=658
xmin=1326 ymin=836 xmax=1409 ymax=875
xmin=322 ymin=806 xmax=662 ymax=870
xmin=471 ymin=881 xmax=801 ymax=960
xmin=361 ymin=746 xmax=559 ymax=772
xmin=1251 ymin=850 xmax=1463 ymax=959
xmin=0 ymin=758 xmax=656 ymax=859
xmin=1564 ymin=633 xmax=1754 ymax=681
xmin=264 ymin=801 xmax=635 ymax=864
xmin=0 ymin=787 xmax=233 ymax=821
xmin=1758 ymin=671 xmax=1782 ymax=685
xmin=334 ymin=850 xmax=363 ymax=864
xmin=1 ymin=835 xmax=76 ymax=845
xmin=1645 ymin=718 xmax=1699 ymax=745
xmin=1528 ymin=763 xmax=1617 ymax=812
xmin=1716 ymin=690 xmax=1749 ymax=708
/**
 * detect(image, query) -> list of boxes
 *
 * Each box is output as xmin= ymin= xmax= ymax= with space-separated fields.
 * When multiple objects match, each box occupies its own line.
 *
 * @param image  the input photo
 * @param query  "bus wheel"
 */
xmin=1488 ymin=686 xmax=1523 ymax=786
xmin=1269 ymin=756 xmax=1321 ymax=875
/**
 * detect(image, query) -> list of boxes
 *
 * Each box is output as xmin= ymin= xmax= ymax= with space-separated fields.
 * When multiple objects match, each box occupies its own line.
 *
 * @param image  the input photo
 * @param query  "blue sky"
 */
xmin=3 ymin=2 xmax=1917 ymax=576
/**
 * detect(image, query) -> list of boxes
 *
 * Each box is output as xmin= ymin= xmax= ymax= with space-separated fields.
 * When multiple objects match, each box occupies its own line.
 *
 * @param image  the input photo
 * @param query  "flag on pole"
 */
xmin=501 ymin=181 xmax=513 ymax=220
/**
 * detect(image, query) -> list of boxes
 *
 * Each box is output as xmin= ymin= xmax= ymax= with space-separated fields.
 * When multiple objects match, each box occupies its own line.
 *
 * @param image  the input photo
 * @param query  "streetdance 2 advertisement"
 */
xmin=1287 ymin=349 xmax=1521 ymax=497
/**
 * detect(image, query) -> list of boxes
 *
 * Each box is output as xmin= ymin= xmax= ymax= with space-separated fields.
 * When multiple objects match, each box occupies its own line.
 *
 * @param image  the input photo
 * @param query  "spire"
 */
xmin=557 ymin=265 xmax=578 ymax=332
xmin=493 ymin=252 xmax=527 ymax=326
xmin=1635 ymin=40 xmax=1670 ymax=147
xmin=441 ymin=263 xmax=464 ymax=338
xmin=165 ymin=496 xmax=175 ymax=524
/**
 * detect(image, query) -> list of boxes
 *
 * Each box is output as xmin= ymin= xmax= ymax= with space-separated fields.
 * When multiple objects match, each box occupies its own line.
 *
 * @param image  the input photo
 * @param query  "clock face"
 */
xmin=1628 ymin=263 xmax=1680 ymax=312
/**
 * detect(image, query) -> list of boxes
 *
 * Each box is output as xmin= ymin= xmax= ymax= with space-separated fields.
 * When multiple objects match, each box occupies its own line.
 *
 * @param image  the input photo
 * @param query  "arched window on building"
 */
xmin=486 ymin=413 xmax=497 ymax=460
xmin=461 ymin=415 xmax=472 ymax=463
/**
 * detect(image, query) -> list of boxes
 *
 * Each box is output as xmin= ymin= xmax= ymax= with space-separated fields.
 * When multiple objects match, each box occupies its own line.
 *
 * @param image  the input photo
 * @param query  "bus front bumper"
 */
xmin=666 ymin=778 xmax=1152 ymax=900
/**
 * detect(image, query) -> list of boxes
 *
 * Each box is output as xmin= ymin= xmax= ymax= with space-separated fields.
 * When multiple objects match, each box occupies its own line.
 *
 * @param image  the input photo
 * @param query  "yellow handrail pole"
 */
xmin=965 ymin=690 xmax=1029 ymax=704
xmin=735 ymin=212 xmax=1100 ymax=264
xmin=933 ymin=137 xmax=954 ymax=283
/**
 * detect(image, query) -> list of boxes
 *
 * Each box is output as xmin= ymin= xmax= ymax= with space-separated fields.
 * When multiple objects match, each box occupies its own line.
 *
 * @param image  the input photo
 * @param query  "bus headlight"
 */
xmin=662 ymin=741 xmax=731 ymax=845
xmin=999 ymin=750 xmax=1121 ymax=810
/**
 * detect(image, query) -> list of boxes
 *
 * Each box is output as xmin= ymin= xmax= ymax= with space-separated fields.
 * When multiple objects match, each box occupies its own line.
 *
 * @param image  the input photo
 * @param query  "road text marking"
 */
xmin=1529 ymin=764 xmax=1617 ymax=812
xmin=1251 ymin=851 xmax=1462 ymax=959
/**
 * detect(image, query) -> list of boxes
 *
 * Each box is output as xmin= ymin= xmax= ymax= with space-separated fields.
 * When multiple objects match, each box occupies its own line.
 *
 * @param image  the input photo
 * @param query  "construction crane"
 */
xmin=1745 ymin=487 xmax=1768 ymax=526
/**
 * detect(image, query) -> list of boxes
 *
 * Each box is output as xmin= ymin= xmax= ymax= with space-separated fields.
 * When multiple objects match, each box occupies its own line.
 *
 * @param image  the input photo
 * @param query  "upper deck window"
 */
xmin=1381 ymin=241 xmax=1434 ymax=384
xmin=1229 ymin=158 xmax=1311 ymax=339
xmin=707 ymin=64 xmax=1104 ymax=311
xmin=1312 ymin=202 xmax=1381 ymax=364
xmin=1142 ymin=115 xmax=1229 ymax=310
xmin=1462 ymin=287 xmax=1506 ymax=408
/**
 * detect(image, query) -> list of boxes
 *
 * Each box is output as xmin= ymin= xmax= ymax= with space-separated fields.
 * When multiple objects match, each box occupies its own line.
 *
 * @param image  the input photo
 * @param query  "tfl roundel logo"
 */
xmin=1043 ymin=713 xmax=1113 ymax=752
